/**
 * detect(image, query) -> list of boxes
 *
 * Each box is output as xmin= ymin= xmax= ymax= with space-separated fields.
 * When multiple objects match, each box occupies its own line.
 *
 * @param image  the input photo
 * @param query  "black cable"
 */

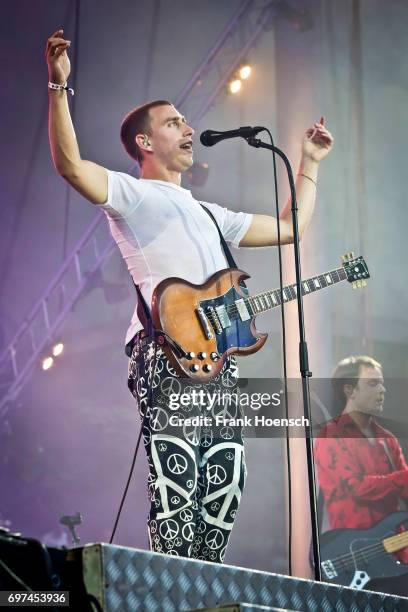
xmin=87 ymin=594 xmax=104 ymax=612
xmin=263 ymin=128 xmax=292 ymax=576
xmin=0 ymin=556 xmax=33 ymax=591
xmin=109 ymin=340 xmax=159 ymax=544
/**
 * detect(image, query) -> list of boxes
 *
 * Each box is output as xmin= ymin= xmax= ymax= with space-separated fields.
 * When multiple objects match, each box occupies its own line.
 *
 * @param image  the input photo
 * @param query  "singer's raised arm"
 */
xmin=239 ymin=119 xmax=333 ymax=247
xmin=46 ymin=30 xmax=108 ymax=205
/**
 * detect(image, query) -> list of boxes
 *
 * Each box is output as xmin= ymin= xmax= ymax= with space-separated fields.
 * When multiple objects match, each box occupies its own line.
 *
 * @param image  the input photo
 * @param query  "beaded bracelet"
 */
xmin=48 ymin=81 xmax=75 ymax=96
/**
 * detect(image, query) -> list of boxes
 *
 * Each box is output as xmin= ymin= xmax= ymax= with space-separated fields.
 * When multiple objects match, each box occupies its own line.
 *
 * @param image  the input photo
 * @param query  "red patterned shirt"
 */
xmin=314 ymin=413 xmax=408 ymax=563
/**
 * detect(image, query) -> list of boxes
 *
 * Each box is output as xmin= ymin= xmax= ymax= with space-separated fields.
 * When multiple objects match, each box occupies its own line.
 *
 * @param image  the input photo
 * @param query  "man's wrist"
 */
xmin=299 ymin=157 xmax=319 ymax=182
xmin=48 ymin=81 xmax=74 ymax=96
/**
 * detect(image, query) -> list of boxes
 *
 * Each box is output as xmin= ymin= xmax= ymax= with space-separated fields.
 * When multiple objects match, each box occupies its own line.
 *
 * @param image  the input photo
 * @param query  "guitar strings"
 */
xmin=329 ymin=530 xmax=408 ymax=568
xmin=331 ymin=543 xmax=398 ymax=572
xmin=203 ymin=269 xmax=348 ymax=323
xmin=326 ymin=530 xmax=408 ymax=571
xmin=223 ymin=271 xmax=348 ymax=319
xmin=330 ymin=528 xmax=408 ymax=565
xmin=203 ymin=266 xmax=353 ymax=327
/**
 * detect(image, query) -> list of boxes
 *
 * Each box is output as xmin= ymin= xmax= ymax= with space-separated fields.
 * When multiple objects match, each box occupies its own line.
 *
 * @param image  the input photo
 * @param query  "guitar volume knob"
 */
xmin=186 ymin=352 xmax=195 ymax=360
xmin=198 ymin=352 xmax=207 ymax=360
xmin=203 ymin=364 xmax=212 ymax=373
xmin=210 ymin=352 xmax=219 ymax=361
xmin=190 ymin=364 xmax=200 ymax=372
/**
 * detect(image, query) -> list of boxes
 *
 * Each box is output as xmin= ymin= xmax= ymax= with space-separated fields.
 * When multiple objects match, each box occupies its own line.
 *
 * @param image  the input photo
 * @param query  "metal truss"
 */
xmin=175 ymin=0 xmax=279 ymax=125
xmin=0 ymin=0 xmax=281 ymax=416
xmin=0 ymin=216 xmax=115 ymax=416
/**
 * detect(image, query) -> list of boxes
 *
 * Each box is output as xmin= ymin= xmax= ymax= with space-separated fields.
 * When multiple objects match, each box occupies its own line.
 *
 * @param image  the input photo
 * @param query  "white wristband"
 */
xmin=48 ymin=81 xmax=75 ymax=96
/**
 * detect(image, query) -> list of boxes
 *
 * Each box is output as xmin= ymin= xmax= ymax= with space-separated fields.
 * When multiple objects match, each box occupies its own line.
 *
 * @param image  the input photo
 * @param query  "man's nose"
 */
xmin=184 ymin=123 xmax=195 ymax=137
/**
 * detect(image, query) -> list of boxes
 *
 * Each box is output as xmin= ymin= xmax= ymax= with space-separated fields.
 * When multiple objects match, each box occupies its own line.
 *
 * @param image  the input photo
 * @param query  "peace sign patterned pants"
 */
xmin=128 ymin=333 xmax=247 ymax=563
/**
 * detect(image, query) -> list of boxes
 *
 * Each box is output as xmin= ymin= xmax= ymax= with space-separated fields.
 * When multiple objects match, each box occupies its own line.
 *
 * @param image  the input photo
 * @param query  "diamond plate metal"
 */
xmin=79 ymin=544 xmax=408 ymax=612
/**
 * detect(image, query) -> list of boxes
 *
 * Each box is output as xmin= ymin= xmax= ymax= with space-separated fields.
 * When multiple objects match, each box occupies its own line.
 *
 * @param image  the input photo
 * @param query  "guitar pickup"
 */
xmin=235 ymin=298 xmax=250 ymax=321
xmin=215 ymin=304 xmax=231 ymax=328
xmin=196 ymin=306 xmax=214 ymax=340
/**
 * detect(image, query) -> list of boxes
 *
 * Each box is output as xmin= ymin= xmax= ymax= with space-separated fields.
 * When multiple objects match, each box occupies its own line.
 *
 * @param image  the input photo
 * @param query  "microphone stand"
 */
xmin=246 ymin=135 xmax=322 ymax=581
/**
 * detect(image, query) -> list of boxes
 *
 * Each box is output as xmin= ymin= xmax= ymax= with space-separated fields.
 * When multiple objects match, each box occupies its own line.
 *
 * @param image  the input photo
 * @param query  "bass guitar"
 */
xmin=320 ymin=511 xmax=408 ymax=589
xmin=151 ymin=252 xmax=369 ymax=381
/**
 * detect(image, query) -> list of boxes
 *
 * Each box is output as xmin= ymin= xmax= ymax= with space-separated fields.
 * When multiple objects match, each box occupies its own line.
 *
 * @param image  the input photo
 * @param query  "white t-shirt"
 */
xmin=100 ymin=171 xmax=253 ymax=343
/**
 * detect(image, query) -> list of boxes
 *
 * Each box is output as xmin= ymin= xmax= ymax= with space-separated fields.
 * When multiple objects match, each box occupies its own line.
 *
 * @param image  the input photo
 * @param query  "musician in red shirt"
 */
xmin=314 ymin=355 xmax=408 ymax=563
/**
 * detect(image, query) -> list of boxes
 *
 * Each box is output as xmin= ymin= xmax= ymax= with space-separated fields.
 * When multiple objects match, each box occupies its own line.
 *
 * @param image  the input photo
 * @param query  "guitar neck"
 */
xmin=245 ymin=266 xmax=347 ymax=315
xmin=383 ymin=530 xmax=408 ymax=554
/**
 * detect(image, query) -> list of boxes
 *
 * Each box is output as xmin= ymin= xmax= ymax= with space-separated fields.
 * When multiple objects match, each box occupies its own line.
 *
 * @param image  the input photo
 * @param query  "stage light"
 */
xmin=229 ymin=79 xmax=242 ymax=94
xmin=52 ymin=342 xmax=64 ymax=357
xmin=42 ymin=356 xmax=54 ymax=371
xmin=239 ymin=65 xmax=252 ymax=80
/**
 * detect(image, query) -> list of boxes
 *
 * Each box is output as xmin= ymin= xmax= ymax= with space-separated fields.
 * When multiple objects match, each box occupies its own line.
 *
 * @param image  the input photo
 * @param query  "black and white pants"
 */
xmin=128 ymin=334 xmax=247 ymax=563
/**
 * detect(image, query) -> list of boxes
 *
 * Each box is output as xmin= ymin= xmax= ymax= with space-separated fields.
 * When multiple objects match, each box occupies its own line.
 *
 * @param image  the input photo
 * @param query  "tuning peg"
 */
xmin=352 ymin=281 xmax=357 ymax=289
xmin=362 ymin=280 xmax=367 ymax=287
xmin=341 ymin=254 xmax=346 ymax=262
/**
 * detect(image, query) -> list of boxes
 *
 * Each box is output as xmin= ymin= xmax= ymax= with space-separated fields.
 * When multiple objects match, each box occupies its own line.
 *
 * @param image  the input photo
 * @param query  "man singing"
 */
xmin=46 ymin=29 xmax=333 ymax=562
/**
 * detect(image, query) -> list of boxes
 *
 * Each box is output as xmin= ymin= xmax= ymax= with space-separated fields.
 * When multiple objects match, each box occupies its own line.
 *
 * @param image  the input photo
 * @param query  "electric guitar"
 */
xmin=320 ymin=511 xmax=408 ymax=589
xmin=151 ymin=252 xmax=369 ymax=381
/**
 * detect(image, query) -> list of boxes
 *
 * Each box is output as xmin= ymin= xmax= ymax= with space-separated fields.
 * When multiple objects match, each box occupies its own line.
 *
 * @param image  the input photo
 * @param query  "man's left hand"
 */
xmin=302 ymin=116 xmax=333 ymax=163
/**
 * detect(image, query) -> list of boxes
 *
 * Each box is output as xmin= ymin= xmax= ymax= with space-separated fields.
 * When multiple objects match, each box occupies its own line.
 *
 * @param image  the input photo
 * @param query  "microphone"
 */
xmin=200 ymin=126 xmax=264 ymax=147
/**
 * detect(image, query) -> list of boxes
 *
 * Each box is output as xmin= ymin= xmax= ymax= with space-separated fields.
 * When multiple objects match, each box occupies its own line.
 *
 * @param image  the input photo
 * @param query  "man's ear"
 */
xmin=343 ymin=383 xmax=356 ymax=400
xmin=135 ymin=134 xmax=152 ymax=153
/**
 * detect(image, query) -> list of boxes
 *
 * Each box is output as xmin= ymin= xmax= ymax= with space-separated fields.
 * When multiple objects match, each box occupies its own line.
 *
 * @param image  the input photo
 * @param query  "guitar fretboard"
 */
xmin=328 ymin=524 xmax=408 ymax=573
xmin=243 ymin=267 xmax=347 ymax=316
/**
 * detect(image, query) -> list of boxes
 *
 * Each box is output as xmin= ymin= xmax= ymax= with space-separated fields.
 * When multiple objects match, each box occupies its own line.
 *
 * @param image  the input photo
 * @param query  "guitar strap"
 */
xmin=200 ymin=204 xmax=238 ymax=269
xmin=124 ymin=282 xmax=153 ymax=356
xmin=200 ymin=203 xmax=248 ymax=294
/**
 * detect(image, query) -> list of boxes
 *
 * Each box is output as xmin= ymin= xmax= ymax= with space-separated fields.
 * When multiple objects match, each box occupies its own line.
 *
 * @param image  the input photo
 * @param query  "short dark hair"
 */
xmin=331 ymin=355 xmax=382 ymax=408
xmin=120 ymin=100 xmax=173 ymax=164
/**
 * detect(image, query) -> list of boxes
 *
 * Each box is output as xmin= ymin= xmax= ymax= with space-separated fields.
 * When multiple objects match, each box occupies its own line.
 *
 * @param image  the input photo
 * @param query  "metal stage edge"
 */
xmin=67 ymin=543 xmax=408 ymax=611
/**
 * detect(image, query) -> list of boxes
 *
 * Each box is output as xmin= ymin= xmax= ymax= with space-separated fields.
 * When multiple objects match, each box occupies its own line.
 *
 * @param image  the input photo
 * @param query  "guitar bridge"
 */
xmin=196 ymin=306 xmax=214 ymax=340
xmin=205 ymin=306 xmax=223 ymax=335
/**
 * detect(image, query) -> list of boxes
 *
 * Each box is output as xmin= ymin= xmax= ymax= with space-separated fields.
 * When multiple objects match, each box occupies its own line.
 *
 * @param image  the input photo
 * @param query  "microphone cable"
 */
xmin=263 ymin=128 xmax=292 ymax=577
xmin=109 ymin=341 xmax=159 ymax=544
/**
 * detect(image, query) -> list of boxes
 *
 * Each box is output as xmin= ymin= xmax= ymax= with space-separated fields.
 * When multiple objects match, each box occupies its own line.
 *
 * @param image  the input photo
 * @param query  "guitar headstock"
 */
xmin=342 ymin=252 xmax=370 ymax=289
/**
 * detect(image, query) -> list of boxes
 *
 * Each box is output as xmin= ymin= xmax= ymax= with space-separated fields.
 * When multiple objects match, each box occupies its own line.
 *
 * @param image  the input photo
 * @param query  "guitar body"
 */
xmin=151 ymin=269 xmax=267 ymax=381
xmin=320 ymin=512 xmax=408 ymax=589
